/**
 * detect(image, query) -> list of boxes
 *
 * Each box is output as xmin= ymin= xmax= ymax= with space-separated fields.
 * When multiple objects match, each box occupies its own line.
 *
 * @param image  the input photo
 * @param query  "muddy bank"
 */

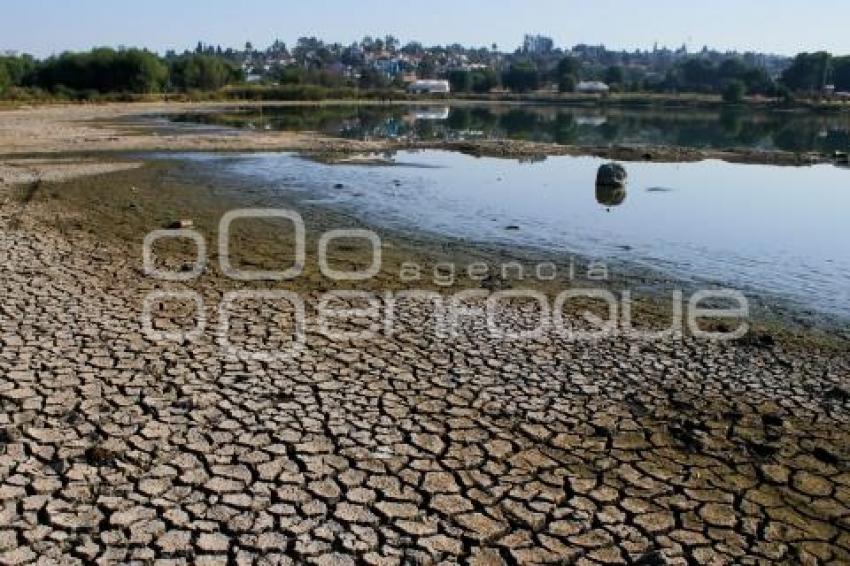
xmin=309 ymin=140 xmax=834 ymax=167
xmin=7 ymin=156 xmax=847 ymax=352
xmin=0 ymin=103 xmax=846 ymax=343
xmin=0 ymin=157 xmax=143 ymax=187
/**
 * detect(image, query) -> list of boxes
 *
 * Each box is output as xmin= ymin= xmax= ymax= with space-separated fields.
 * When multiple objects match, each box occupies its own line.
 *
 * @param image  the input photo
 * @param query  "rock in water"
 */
xmin=597 ymin=162 xmax=628 ymax=186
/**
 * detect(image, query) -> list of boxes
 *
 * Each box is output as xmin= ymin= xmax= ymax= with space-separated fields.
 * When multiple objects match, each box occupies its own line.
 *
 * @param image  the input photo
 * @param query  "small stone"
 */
xmin=411 ymin=433 xmax=445 ymax=455
xmin=375 ymin=501 xmax=419 ymax=519
xmin=308 ymin=479 xmax=341 ymax=502
xmin=205 ymin=476 xmax=244 ymax=493
xmin=0 ymin=546 xmax=36 ymax=565
xmin=634 ymin=512 xmax=675 ymax=533
xmin=111 ymin=506 xmax=156 ymax=527
xmin=700 ymin=503 xmax=738 ymax=528
xmin=420 ymin=534 xmax=463 ymax=555
xmin=156 ymin=530 xmax=192 ymax=554
xmin=430 ymin=494 xmax=473 ymax=515
xmin=793 ymin=471 xmax=833 ymax=497
xmin=198 ymin=533 xmax=230 ymax=553
xmin=456 ymin=513 xmax=508 ymax=541
xmin=335 ymin=503 xmax=377 ymax=524
xmin=422 ymin=472 xmax=459 ymax=494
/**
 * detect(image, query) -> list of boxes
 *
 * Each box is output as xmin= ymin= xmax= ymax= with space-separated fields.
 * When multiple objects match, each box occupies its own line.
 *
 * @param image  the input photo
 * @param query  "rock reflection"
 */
xmin=596 ymin=184 xmax=627 ymax=208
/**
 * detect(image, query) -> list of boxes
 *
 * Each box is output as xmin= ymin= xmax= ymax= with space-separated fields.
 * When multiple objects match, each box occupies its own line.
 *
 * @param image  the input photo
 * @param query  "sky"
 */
xmin=1 ymin=0 xmax=848 ymax=58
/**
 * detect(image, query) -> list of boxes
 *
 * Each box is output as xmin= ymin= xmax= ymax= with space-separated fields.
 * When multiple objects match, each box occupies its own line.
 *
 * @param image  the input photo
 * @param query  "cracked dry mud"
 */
xmin=1 ymin=198 xmax=850 ymax=565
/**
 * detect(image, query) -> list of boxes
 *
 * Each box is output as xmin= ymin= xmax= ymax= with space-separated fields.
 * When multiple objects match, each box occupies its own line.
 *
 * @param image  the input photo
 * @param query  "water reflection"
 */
xmin=171 ymin=104 xmax=850 ymax=153
xmin=596 ymin=184 xmax=628 ymax=208
xmin=409 ymin=107 xmax=450 ymax=121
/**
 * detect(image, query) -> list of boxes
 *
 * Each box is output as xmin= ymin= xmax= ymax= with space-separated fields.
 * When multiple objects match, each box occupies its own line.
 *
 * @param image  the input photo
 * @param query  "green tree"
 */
xmin=832 ymin=56 xmax=850 ymax=91
xmin=718 ymin=59 xmax=748 ymax=81
xmin=605 ymin=65 xmax=625 ymax=86
xmin=120 ymin=49 xmax=168 ymax=92
xmin=775 ymin=84 xmax=794 ymax=104
xmin=718 ymin=58 xmax=773 ymax=95
xmin=781 ymin=52 xmax=831 ymax=93
xmin=556 ymin=56 xmax=581 ymax=79
xmin=555 ymin=56 xmax=580 ymax=92
xmin=447 ymin=69 xmax=471 ymax=93
xmin=739 ymin=67 xmax=774 ymax=95
xmin=0 ymin=55 xmax=36 ymax=87
xmin=0 ymin=64 xmax=9 ymax=94
xmin=358 ymin=67 xmax=388 ymax=90
xmin=470 ymin=69 xmax=498 ymax=93
xmin=678 ymin=59 xmax=717 ymax=92
xmin=722 ymin=79 xmax=746 ymax=103
xmin=665 ymin=57 xmax=775 ymax=95
xmin=170 ymin=54 xmax=241 ymax=91
xmin=273 ymin=65 xmax=306 ymax=85
xmin=558 ymin=74 xmax=577 ymax=93
xmin=34 ymin=48 xmax=168 ymax=93
xmin=502 ymin=60 xmax=540 ymax=93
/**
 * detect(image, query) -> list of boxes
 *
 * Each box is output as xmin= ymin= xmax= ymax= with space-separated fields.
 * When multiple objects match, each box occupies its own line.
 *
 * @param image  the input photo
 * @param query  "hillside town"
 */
xmin=182 ymin=34 xmax=794 ymax=93
xmin=3 ymin=34 xmax=848 ymax=101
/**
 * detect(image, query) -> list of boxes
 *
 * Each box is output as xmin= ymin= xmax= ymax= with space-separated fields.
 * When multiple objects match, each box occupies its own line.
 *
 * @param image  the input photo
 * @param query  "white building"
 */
xmin=408 ymin=80 xmax=451 ymax=95
xmin=576 ymin=81 xmax=611 ymax=94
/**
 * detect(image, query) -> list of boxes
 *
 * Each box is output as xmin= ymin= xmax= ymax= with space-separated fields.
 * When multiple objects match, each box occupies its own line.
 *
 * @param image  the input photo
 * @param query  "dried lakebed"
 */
xmin=0 ymin=164 xmax=850 ymax=564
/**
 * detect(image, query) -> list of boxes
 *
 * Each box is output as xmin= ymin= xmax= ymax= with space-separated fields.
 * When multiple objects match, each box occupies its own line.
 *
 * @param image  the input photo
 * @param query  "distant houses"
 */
xmin=823 ymin=84 xmax=850 ymax=100
xmin=373 ymin=58 xmax=403 ymax=77
xmin=183 ymin=36 xmax=797 ymax=99
xmin=408 ymin=80 xmax=451 ymax=95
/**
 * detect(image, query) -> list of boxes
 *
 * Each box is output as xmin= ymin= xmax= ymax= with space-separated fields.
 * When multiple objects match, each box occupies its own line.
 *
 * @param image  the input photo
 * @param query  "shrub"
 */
xmin=722 ymin=80 xmax=746 ymax=104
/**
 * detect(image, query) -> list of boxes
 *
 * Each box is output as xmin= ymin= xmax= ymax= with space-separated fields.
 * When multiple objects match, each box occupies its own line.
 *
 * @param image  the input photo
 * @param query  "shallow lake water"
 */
xmin=171 ymin=103 xmax=850 ymax=153
xmin=177 ymin=150 xmax=850 ymax=320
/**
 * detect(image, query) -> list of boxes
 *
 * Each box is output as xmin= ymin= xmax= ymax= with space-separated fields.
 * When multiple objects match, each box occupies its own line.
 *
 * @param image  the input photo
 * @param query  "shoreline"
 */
xmin=0 ymin=102 xmax=847 ymax=344
xmin=5 ymin=89 xmax=850 ymax=114
xmin=1 ymin=101 xmax=847 ymax=170
xmin=5 ymin=152 xmax=848 ymax=351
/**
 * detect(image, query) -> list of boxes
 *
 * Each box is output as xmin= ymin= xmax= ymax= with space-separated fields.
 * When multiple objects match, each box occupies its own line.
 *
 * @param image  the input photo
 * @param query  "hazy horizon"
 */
xmin=2 ymin=0 xmax=849 ymax=58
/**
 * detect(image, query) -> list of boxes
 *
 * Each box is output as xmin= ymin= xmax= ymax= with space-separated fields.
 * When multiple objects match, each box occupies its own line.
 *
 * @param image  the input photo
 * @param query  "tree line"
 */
xmin=780 ymin=52 xmax=850 ymax=93
xmin=0 ymin=48 xmax=243 ymax=97
xmin=1 ymin=45 xmax=849 ymax=101
xmin=447 ymin=55 xmax=801 ymax=101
